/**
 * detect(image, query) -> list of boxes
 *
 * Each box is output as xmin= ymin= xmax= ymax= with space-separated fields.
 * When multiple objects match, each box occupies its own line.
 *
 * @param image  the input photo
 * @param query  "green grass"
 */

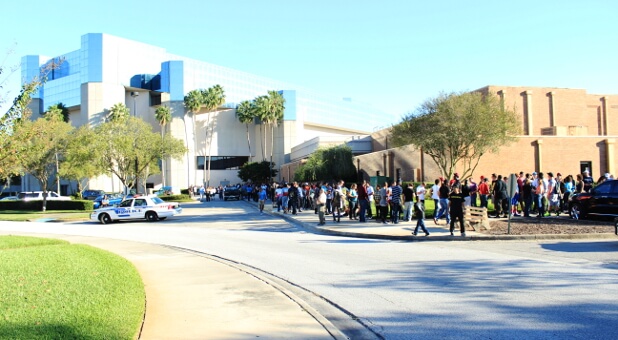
xmin=0 ymin=235 xmax=145 ymax=339
xmin=0 ymin=211 xmax=90 ymax=222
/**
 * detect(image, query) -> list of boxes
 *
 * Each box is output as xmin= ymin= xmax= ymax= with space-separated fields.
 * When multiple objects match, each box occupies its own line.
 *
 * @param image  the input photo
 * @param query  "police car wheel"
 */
xmin=146 ymin=211 xmax=158 ymax=222
xmin=99 ymin=213 xmax=112 ymax=224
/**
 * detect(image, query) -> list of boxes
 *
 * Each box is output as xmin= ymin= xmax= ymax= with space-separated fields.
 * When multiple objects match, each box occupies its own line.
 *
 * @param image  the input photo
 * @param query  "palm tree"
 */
xmin=265 ymin=91 xmax=285 ymax=182
xmin=201 ymin=84 xmax=226 ymax=187
xmin=236 ymin=100 xmax=255 ymax=162
xmin=253 ymin=95 xmax=269 ymax=161
xmin=45 ymin=103 xmax=70 ymax=123
xmin=155 ymin=105 xmax=172 ymax=186
xmin=107 ymin=103 xmax=130 ymax=122
xmin=184 ymin=89 xmax=204 ymax=186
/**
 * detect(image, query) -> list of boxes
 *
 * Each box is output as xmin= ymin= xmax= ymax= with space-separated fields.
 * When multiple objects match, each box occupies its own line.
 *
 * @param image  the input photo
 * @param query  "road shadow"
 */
xmin=541 ymin=241 xmax=618 ymax=253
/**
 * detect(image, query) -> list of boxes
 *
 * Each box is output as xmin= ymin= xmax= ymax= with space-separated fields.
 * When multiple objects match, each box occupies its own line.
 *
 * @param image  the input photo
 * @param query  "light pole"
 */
xmin=131 ymin=92 xmax=139 ymax=193
xmin=131 ymin=92 xmax=139 ymax=116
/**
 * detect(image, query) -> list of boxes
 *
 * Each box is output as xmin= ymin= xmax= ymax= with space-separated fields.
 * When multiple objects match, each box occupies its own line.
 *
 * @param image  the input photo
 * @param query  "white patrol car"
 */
xmin=91 ymin=195 xmax=182 ymax=224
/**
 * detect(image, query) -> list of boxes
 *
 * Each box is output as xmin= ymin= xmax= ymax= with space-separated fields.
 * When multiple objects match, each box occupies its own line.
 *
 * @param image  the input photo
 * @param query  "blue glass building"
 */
xmin=21 ymin=33 xmax=387 ymax=191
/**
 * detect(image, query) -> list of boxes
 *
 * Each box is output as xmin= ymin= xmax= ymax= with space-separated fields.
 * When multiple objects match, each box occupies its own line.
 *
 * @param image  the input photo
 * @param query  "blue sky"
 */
xmin=1 ymin=0 xmax=617 ymax=124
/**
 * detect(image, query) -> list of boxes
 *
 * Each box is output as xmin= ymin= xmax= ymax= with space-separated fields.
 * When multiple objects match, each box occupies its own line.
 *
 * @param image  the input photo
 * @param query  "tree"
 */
xmin=294 ymin=145 xmax=356 ymax=183
xmin=45 ymin=103 xmax=70 ymax=123
xmin=155 ymin=105 xmax=172 ymax=186
xmin=183 ymin=89 xmax=204 ymax=186
xmin=390 ymin=91 xmax=521 ymax=180
xmin=253 ymin=95 xmax=269 ymax=161
xmin=201 ymin=85 xmax=226 ymax=187
xmin=107 ymin=102 xmax=130 ymax=122
xmin=264 ymin=90 xmax=285 ymax=182
xmin=236 ymin=100 xmax=255 ymax=162
xmin=1 ymin=72 xmax=48 ymax=182
xmin=12 ymin=113 xmax=73 ymax=211
xmin=95 ymin=116 xmax=186 ymax=193
xmin=252 ymin=90 xmax=285 ymax=176
xmin=237 ymin=161 xmax=278 ymax=184
xmin=59 ymin=126 xmax=107 ymax=196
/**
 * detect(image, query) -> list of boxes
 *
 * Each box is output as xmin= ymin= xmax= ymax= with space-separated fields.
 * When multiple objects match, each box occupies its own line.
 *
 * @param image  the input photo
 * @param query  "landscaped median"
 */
xmin=0 ymin=235 xmax=145 ymax=339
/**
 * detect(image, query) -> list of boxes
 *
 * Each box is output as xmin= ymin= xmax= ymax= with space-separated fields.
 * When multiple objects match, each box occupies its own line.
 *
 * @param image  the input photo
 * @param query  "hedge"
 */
xmin=0 ymin=200 xmax=93 ymax=211
xmin=159 ymin=194 xmax=192 ymax=202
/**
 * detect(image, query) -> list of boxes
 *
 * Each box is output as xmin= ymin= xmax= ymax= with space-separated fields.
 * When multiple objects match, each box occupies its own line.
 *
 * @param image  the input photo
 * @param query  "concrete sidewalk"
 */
xmin=0 ymin=231 xmax=341 ymax=340
xmin=250 ymin=199 xmax=618 ymax=241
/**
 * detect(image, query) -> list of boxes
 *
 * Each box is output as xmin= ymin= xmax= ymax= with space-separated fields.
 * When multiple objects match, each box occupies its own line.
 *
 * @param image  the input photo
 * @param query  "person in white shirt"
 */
xmin=416 ymin=182 xmax=426 ymax=205
xmin=366 ymin=182 xmax=375 ymax=219
xmin=430 ymin=178 xmax=441 ymax=221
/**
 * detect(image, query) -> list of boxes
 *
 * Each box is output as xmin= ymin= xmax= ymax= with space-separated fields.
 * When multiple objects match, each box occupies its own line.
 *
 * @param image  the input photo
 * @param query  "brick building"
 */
xmin=353 ymin=85 xmax=617 ymax=183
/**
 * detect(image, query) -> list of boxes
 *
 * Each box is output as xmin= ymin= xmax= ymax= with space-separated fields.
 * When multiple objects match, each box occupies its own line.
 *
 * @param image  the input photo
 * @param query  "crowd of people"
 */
xmin=259 ymin=169 xmax=615 ymax=237
xmin=190 ymin=169 xmax=615 ymax=237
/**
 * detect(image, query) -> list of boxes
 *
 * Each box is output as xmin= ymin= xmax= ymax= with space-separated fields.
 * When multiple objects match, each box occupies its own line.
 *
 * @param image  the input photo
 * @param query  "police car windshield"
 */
xmin=151 ymin=197 xmax=164 ymax=204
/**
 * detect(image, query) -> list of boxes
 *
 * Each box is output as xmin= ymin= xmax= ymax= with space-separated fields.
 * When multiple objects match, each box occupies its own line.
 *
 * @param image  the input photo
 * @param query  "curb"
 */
xmin=253 ymin=201 xmax=617 ymax=242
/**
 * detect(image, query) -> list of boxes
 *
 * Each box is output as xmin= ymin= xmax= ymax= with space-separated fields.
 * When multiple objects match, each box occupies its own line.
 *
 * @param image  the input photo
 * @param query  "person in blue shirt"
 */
xmin=258 ymin=187 xmax=267 ymax=214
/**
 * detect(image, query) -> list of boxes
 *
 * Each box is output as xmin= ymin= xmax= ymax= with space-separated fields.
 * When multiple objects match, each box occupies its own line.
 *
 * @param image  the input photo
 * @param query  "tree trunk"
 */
xmin=246 ymin=123 xmax=251 ymax=162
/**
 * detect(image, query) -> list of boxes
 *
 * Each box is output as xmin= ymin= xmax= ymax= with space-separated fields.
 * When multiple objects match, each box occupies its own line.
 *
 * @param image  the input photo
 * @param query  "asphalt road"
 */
xmin=2 ymin=200 xmax=618 ymax=339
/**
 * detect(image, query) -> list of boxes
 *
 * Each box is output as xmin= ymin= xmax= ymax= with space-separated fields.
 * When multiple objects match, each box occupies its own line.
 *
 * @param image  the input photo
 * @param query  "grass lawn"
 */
xmin=0 ymin=235 xmax=145 ymax=339
xmin=0 ymin=211 xmax=90 ymax=222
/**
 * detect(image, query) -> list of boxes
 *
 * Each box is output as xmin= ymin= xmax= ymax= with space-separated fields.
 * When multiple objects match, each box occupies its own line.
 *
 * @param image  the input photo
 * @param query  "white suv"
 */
xmin=17 ymin=191 xmax=72 ymax=201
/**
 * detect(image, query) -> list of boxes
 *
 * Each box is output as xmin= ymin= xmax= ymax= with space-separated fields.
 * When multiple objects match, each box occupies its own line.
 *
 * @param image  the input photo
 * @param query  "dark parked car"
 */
xmin=223 ymin=187 xmax=241 ymax=201
xmin=569 ymin=180 xmax=618 ymax=220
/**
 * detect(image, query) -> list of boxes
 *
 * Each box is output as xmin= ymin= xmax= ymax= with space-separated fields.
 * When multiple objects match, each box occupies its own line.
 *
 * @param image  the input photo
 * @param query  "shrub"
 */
xmin=0 ymin=200 xmax=93 ymax=211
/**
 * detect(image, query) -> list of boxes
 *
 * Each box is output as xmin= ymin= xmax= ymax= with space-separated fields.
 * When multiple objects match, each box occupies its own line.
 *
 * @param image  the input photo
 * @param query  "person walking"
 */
xmin=258 ymin=187 xmax=267 ymax=214
xmin=413 ymin=196 xmax=430 ymax=236
xmin=316 ymin=188 xmax=327 ymax=225
xmin=448 ymin=186 xmax=466 ymax=237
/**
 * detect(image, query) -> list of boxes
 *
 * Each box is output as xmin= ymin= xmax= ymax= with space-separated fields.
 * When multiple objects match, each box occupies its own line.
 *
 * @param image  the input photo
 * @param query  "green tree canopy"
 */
xmin=155 ymin=105 xmax=172 ymax=129
xmin=59 ymin=126 xmax=107 ymax=195
xmin=94 ymin=116 xmax=187 ymax=193
xmin=237 ymin=161 xmax=278 ymax=184
xmin=390 ymin=91 xmax=521 ymax=180
xmin=107 ymin=103 xmax=130 ymax=122
xmin=12 ymin=113 xmax=74 ymax=211
xmin=294 ymin=145 xmax=357 ymax=183
xmin=236 ymin=100 xmax=255 ymax=162
xmin=45 ymin=103 xmax=70 ymax=123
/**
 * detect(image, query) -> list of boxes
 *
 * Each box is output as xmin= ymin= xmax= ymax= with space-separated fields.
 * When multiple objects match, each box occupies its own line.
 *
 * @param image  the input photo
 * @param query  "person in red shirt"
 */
xmin=477 ymin=176 xmax=490 ymax=208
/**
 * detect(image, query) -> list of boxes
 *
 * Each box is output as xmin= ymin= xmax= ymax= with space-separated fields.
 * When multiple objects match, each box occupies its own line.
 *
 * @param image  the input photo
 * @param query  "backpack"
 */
xmin=332 ymin=190 xmax=342 ymax=207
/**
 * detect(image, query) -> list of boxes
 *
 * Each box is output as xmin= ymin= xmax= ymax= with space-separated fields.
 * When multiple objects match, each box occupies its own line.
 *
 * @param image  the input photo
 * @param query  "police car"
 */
xmin=91 ymin=195 xmax=182 ymax=224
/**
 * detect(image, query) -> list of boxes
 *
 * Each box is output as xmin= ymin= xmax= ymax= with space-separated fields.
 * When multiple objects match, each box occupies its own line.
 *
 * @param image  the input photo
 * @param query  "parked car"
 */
xmin=92 ymin=193 xmax=124 ymax=209
xmin=569 ymin=180 xmax=618 ymax=220
xmin=223 ymin=187 xmax=241 ymax=201
xmin=91 ymin=195 xmax=182 ymax=224
xmin=0 ymin=196 xmax=18 ymax=201
xmin=82 ymin=189 xmax=105 ymax=200
xmin=17 ymin=191 xmax=72 ymax=201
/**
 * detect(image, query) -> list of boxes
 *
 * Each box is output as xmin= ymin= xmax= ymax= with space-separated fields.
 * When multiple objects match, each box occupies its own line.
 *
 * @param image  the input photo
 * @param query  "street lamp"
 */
xmin=130 ymin=91 xmax=139 ymax=117
xmin=131 ymin=91 xmax=139 ymax=193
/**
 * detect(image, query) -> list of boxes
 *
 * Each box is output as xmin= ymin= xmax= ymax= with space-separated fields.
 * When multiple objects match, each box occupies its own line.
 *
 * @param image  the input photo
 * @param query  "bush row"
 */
xmin=0 ymin=200 xmax=94 ymax=211
xmin=159 ymin=194 xmax=192 ymax=202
